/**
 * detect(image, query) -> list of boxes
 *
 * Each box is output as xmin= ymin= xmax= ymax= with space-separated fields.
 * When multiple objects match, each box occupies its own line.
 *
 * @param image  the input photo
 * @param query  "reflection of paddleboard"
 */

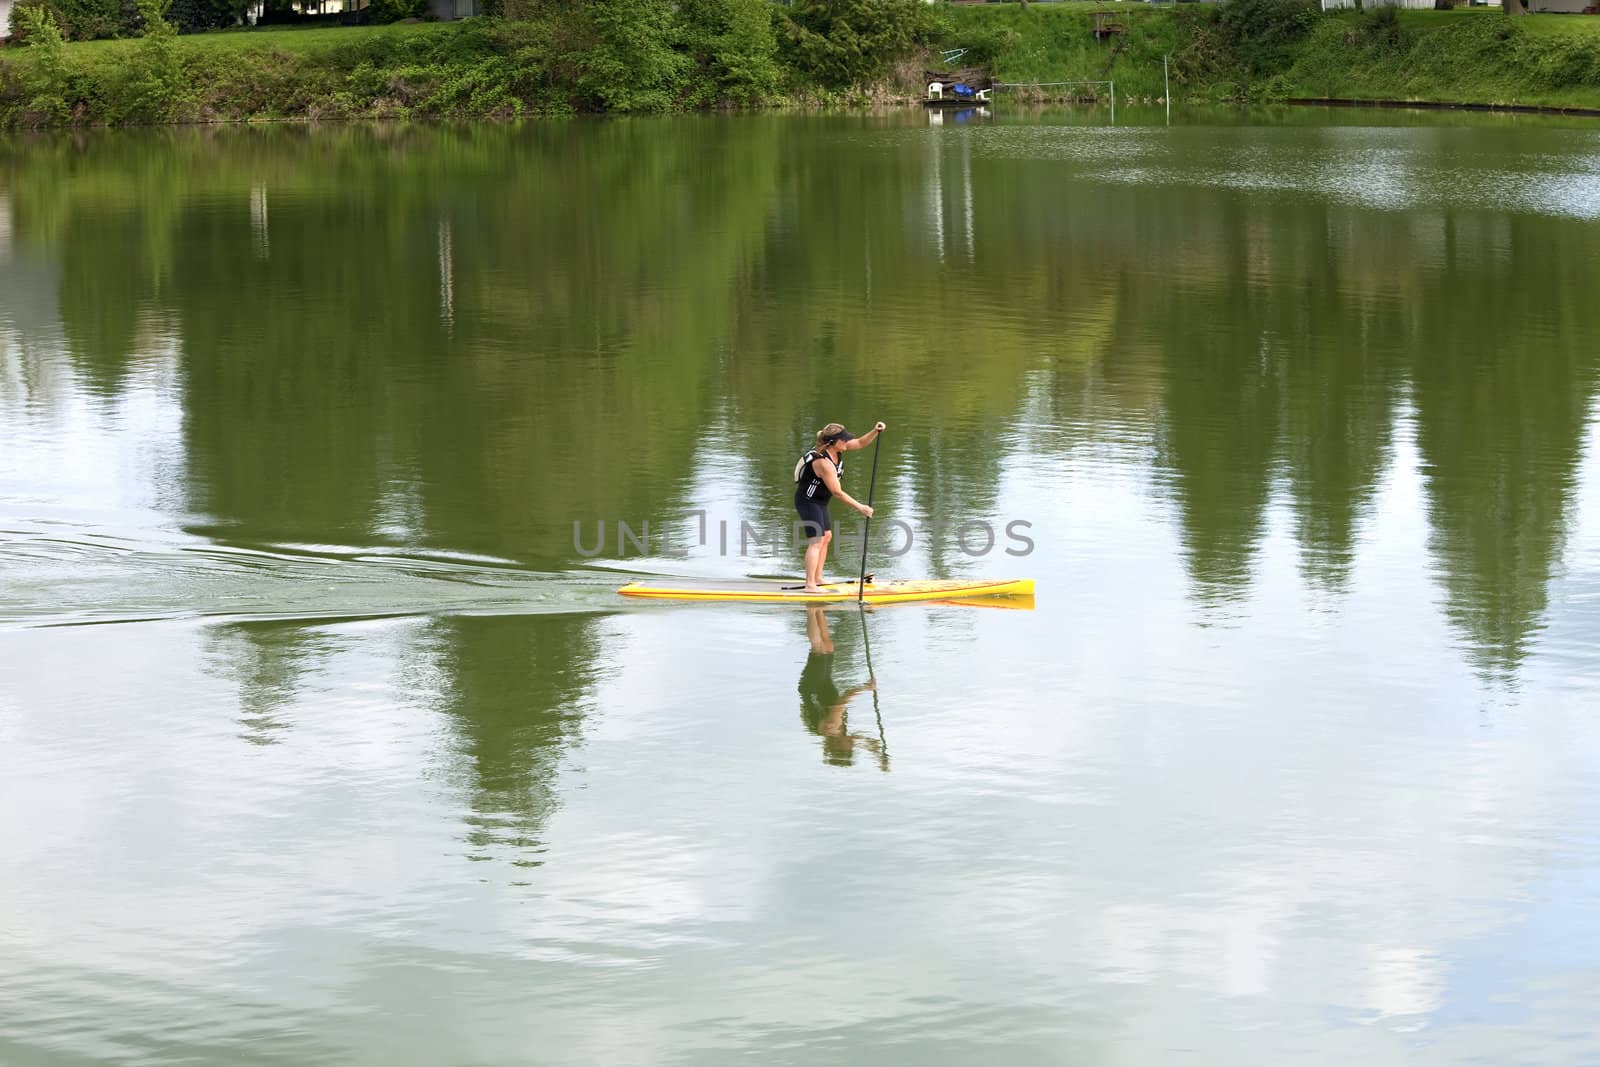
xmin=617 ymin=578 xmax=1035 ymax=605
xmin=932 ymin=594 xmax=1036 ymax=611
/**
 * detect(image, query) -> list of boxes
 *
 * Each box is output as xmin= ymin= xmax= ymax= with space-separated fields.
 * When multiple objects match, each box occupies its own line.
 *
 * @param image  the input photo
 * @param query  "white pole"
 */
xmin=1164 ymin=55 xmax=1170 ymax=125
xmin=1110 ymin=80 xmax=1115 ymax=126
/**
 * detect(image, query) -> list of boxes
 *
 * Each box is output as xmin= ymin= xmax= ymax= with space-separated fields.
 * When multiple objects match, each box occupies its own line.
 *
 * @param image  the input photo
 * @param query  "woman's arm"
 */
xmin=842 ymin=421 xmax=887 ymax=451
xmin=817 ymin=460 xmax=873 ymax=518
xmin=839 ymin=678 xmax=877 ymax=703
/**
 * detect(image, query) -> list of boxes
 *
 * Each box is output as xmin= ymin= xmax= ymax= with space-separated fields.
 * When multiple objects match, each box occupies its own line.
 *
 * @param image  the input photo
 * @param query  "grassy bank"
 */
xmin=54 ymin=21 xmax=454 ymax=58
xmin=4 ymin=0 xmax=1600 ymax=128
xmin=943 ymin=3 xmax=1600 ymax=110
xmin=1281 ymin=9 xmax=1600 ymax=109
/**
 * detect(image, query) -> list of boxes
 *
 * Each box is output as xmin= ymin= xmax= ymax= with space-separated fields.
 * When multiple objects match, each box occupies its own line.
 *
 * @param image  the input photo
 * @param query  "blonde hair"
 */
xmin=814 ymin=423 xmax=846 ymax=449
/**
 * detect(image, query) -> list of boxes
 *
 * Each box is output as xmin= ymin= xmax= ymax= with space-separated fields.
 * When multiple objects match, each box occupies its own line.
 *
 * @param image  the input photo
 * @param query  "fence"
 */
xmin=992 ymin=79 xmax=1117 ymax=121
xmin=1321 ymin=0 xmax=1440 ymax=8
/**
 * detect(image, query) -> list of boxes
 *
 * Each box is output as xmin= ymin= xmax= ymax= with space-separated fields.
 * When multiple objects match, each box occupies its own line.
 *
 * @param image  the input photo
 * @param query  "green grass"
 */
xmin=1375 ymin=7 xmax=1600 ymax=33
xmin=1517 ymin=12 xmax=1600 ymax=35
xmin=9 ymin=1 xmax=1600 ymax=127
xmin=61 ymin=20 xmax=453 ymax=60
xmin=935 ymin=4 xmax=1191 ymax=98
xmin=933 ymin=3 xmax=1600 ymax=108
xmin=3 ymin=18 xmax=540 ymax=127
xmin=1283 ymin=8 xmax=1600 ymax=109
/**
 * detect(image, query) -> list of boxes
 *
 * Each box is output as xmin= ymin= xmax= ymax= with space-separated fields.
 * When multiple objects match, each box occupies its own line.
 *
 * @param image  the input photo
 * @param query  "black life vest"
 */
xmin=794 ymin=449 xmax=843 ymax=504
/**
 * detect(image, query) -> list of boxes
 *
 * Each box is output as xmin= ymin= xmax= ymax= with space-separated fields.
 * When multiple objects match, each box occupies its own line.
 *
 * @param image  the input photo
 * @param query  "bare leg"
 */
xmin=804 ymin=530 xmax=834 ymax=591
xmin=805 ymin=605 xmax=833 ymax=651
xmin=803 ymin=538 xmax=825 ymax=592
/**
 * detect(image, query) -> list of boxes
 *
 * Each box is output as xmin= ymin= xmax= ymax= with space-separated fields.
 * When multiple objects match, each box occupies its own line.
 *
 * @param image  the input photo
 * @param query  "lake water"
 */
xmin=3 ymin=110 xmax=1600 ymax=1065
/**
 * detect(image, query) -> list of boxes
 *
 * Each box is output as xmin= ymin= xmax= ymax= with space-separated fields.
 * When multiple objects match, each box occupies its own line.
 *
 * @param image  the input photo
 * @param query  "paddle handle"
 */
xmin=857 ymin=429 xmax=883 ymax=603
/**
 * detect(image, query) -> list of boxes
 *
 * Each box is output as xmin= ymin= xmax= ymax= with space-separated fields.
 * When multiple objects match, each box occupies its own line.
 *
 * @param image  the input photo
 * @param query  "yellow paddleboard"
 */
xmin=616 ymin=577 xmax=1035 ymax=605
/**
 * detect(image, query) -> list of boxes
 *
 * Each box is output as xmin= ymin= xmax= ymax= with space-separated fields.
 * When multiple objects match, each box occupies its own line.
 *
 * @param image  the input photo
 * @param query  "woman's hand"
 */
xmin=874 ymin=421 xmax=887 ymax=433
xmin=859 ymin=504 xmax=875 ymax=519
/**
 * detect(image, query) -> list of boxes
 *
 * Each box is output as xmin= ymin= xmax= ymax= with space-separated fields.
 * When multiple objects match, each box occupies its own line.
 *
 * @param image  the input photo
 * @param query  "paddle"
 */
xmin=853 ymin=426 xmax=889 ymax=768
xmin=857 ymin=427 xmax=883 ymax=604
xmin=779 ymin=573 xmax=871 ymax=592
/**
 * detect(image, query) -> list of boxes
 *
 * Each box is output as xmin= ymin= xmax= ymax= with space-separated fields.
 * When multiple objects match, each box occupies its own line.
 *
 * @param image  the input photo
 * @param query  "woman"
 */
xmin=794 ymin=420 xmax=886 ymax=593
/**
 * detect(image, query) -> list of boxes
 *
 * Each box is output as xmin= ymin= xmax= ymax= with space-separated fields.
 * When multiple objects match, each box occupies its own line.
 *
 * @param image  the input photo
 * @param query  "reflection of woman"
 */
xmin=798 ymin=607 xmax=885 ymax=768
xmin=794 ymin=421 xmax=886 ymax=593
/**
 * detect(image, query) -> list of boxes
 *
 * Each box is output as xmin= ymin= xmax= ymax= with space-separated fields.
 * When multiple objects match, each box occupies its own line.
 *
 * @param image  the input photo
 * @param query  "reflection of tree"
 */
xmin=408 ymin=122 xmax=782 ymax=563
xmin=421 ymin=614 xmax=598 ymax=864
xmin=3 ymin=132 xmax=186 ymax=398
xmin=162 ymin=120 xmax=785 ymax=565
xmin=1282 ymin=334 xmax=1399 ymax=593
xmin=8 ymin=121 xmax=1600 ymax=682
xmin=1280 ymin=212 xmax=1403 ymax=593
xmin=1409 ymin=213 xmax=1600 ymax=679
xmin=204 ymin=620 xmax=328 ymax=746
xmin=725 ymin=127 xmax=1060 ymax=575
xmin=1153 ymin=203 xmax=1282 ymax=608
xmin=59 ymin=209 xmax=151 ymax=397
xmin=175 ymin=190 xmax=428 ymax=547
xmin=0 ymin=224 xmax=66 ymax=384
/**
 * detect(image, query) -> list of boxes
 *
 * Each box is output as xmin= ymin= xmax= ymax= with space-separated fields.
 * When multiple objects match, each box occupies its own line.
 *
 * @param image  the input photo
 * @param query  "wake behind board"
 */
xmin=616 ymin=577 xmax=1035 ymax=605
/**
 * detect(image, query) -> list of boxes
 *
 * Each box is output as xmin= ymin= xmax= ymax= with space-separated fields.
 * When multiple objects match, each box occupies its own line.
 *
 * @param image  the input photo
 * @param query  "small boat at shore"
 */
xmin=925 ymin=65 xmax=994 ymax=108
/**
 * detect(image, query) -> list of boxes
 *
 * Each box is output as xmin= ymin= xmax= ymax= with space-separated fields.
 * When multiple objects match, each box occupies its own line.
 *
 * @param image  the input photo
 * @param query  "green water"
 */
xmin=3 ymin=112 xmax=1600 ymax=1065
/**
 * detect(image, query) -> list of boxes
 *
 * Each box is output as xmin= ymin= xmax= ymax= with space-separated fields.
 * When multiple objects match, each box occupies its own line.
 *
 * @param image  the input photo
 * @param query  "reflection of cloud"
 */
xmin=250 ymin=184 xmax=269 ymax=260
xmin=0 ymin=215 xmax=64 ymax=367
xmin=1365 ymin=945 xmax=1443 ymax=1022
xmin=977 ymin=126 xmax=1600 ymax=221
xmin=7 ymin=120 xmax=1600 ymax=1064
xmin=0 ymin=327 xmax=183 ymax=522
xmin=3 ymin=575 xmax=1598 ymax=1062
xmin=372 ymin=474 xmax=426 ymax=544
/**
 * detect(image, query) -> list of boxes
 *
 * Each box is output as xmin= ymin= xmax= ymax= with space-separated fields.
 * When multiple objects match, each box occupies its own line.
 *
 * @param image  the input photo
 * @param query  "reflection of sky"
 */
xmin=7 ymin=387 xmax=1600 ymax=1061
xmin=0 ymin=324 xmax=186 ymax=526
xmin=970 ymin=125 xmax=1600 ymax=221
xmin=5 ymin=578 xmax=1599 ymax=1063
xmin=5 ymin=122 xmax=1600 ymax=1064
xmin=0 ymin=194 xmax=69 ymax=397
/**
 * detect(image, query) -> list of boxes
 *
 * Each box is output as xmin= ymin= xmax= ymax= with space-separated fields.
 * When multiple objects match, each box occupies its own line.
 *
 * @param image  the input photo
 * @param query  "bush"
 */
xmin=9 ymin=0 xmax=119 ymax=40
xmin=367 ymin=0 xmax=429 ymax=25
xmin=55 ymin=0 xmax=121 ymax=39
xmin=167 ymin=0 xmax=249 ymax=33
xmin=1527 ymin=34 xmax=1600 ymax=89
xmin=1174 ymin=0 xmax=1319 ymax=95
xmin=5 ymin=0 xmax=55 ymax=44
xmin=108 ymin=0 xmax=189 ymax=123
xmin=1358 ymin=4 xmax=1406 ymax=49
xmin=779 ymin=0 xmax=939 ymax=89
xmin=571 ymin=0 xmax=691 ymax=111
xmin=1216 ymin=0 xmax=1320 ymax=76
xmin=12 ymin=4 xmax=74 ymax=123
xmin=940 ymin=21 xmax=1021 ymax=70
xmin=680 ymin=0 xmax=783 ymax=106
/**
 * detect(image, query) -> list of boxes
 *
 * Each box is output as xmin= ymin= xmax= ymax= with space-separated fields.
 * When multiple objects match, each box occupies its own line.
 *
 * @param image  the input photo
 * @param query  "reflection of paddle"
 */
xmin=859 ymin=607 xmax=889 ymax=772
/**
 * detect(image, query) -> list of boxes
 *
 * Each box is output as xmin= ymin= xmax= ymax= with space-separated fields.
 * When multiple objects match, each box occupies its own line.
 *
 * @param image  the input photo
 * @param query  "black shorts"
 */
xmin=795 ymin=495 xmax=831 ymax=540
xmin=798 ymin=651 xmax=841 ymax=728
